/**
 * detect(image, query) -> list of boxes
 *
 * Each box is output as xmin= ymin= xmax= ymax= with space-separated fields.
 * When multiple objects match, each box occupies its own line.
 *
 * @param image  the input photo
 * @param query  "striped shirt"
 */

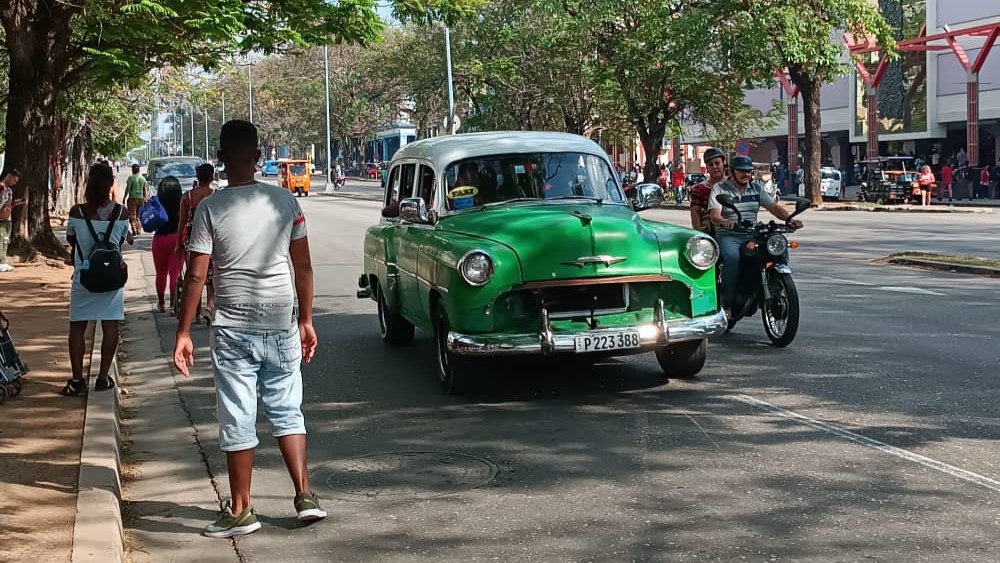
xmin=707 ymin=179 xmax=774 ymax=235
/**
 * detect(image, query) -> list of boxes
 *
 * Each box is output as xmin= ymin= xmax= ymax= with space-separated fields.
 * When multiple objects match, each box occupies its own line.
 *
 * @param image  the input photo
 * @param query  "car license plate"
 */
xmin=575 ymin=331 xmax=641 ymax=353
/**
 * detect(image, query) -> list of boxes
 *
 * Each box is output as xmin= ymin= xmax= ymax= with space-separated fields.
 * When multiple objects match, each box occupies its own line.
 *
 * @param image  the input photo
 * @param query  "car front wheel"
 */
xmin=376 ymin=284 xmax=414 ymax=345
xmin=655 ymin=339 xmax=707 ymax=379
xmin=435 ymin=307 xmax=473 ymax=395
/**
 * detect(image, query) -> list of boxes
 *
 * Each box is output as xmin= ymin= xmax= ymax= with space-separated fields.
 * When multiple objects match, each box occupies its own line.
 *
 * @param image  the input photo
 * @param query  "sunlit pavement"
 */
xmin=141 ymin=197 xmax=1000 ymax=562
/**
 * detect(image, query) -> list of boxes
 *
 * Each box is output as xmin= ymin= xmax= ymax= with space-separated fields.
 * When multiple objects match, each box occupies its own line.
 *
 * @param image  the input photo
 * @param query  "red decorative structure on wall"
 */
xmin=846 ymin=21 xmax=1000 ymax=167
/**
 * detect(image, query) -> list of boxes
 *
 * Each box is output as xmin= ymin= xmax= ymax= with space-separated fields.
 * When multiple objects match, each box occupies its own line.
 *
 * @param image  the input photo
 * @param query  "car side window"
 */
xmin=399 ymin=163 xmax=417 ymax=200
xmin=384 ymin=166 xmax=402 ymax=208
xmin=417 ymin=164 xmax=436 ymax=208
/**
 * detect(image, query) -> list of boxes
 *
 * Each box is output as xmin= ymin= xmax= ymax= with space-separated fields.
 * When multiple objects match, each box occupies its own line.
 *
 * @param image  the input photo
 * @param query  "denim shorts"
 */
xmin=210 ymin=325 xmax=306 ymax=451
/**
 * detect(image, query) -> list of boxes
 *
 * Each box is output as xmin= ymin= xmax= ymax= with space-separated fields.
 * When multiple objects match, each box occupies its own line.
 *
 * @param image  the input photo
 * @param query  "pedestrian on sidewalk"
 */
xmin=124 ymin=164 xmax=149 ymax=235
xmin=940 ymin=162 xmax=953 ymax=202
xmin=173 ymin=120 xmax=324 ymax=538
xmin=63 ymin=163 xmax=132 ymax=396
xmin=0 ymin=169 xmax=25 ymax=272
xmin=977 ymin=166 xmax=990 ymax=200
xmin=151 ymin=176 xmax=183 ymax=314
xmin=177 ymin=163 xmax=216 ymax=324
xmin=917 ymin=165 xmax=935 ymax=207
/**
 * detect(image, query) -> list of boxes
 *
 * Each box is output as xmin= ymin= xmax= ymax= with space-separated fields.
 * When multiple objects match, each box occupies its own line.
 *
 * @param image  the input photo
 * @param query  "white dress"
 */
xmin=67 ymin=205 xmax=131 ymax=322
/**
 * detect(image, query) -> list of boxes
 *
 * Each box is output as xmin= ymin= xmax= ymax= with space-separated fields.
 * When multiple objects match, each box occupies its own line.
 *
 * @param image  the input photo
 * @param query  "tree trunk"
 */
xmin=50 ymin=118 xmax=66 ymax=214
xmin=2 ymin=0 xmax=77 ymax=259
xmin=792 ymin=71 xmax=823 ymax=206
xmin=637 ymin=115 xmax=666 ymax=183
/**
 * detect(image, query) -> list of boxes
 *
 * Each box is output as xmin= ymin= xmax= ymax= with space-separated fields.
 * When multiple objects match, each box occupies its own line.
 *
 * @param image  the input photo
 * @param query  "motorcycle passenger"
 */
xmin=690 ymin=147 xmax=727 ymax=234
xmin=708 ymin=155 xmax=804 ymax=313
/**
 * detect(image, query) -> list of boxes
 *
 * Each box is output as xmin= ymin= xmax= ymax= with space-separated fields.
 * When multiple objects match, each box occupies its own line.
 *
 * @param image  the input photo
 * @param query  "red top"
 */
xmin=689 ymin=181 xmax=714 ymax=233
xmin=982 ymin=167 xmax=991 ymax=184
xmin=941 ymin=165 xmax=953 ymax=184
xmin=672 ymin=170 xmax=684 ymax=188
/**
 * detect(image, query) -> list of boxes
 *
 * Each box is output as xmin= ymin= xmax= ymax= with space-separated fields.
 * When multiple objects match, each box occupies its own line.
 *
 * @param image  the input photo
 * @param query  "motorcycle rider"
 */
xmin=708 ymin=155 xmax=804 ymax=314
xmin=689 ymin=147 xmax=727 ymax=234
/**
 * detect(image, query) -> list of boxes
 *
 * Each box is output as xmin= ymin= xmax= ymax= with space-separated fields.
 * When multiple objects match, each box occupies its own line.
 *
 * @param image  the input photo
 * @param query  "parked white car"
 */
xmin=798 ymin=167 xmax=842 ymax=200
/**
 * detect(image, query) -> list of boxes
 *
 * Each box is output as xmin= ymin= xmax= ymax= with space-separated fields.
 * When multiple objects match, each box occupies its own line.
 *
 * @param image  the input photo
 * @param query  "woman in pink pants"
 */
xmin=151 ymin=176 xmax=184 ymax=313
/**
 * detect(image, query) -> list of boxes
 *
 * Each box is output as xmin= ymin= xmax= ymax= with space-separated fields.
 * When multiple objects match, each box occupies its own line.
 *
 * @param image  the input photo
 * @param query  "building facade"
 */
xmin=689 ymin=0 xmax=1000 ymax=182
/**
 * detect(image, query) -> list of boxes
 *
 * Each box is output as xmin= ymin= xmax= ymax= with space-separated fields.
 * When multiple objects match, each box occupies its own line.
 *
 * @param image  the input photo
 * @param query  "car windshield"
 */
xmin=290 ymin=164 xmax=307 ymax=175
xmin=155 ymin=162 xmax=198 ymax=178
xmin=443 ymin=152 xmax=623 ymax=210
xmin=821 ymin=170 xmax=839 ymax=180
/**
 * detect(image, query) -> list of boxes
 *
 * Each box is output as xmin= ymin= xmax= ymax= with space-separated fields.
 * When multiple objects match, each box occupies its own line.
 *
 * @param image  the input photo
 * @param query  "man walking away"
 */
xmin=0 ymin=170 xmax=25 ymax=272
xmin=940 ymin=162 xmax=953 ymax=202
xmin=124 ymin=164 xmax=149 ymax=235
xmin=173 ymin=120 xmax=325 ymax=538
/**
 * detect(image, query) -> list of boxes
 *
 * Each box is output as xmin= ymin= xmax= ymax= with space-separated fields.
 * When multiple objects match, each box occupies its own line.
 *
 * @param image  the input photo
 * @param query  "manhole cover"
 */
xmin=315 ymin=451 xmax=499 ymax=501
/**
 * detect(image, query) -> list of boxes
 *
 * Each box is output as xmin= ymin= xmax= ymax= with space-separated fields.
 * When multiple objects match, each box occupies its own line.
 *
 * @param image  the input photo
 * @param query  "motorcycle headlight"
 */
xmin=685 ymin=236 xmax=719 ymax=270
xmin=766 ymin=234 xmax=789 ymax=256
xmin=457 ymin=250 xmax=494 ymax=286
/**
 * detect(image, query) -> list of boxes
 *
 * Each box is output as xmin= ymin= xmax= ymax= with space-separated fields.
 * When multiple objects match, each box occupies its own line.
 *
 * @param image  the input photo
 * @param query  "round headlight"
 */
xmin=458 ymin=250 xmax=494 ymax=286
xmin=685 ymin=236 xmax=719 ymax=270
xmin=766 ymin=234 xmax=789 ymax=256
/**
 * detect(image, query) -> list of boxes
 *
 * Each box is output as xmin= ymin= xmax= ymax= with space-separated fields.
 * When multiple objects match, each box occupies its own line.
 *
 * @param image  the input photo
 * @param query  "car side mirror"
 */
xmin=633 ymin=184 xmax=664 ymax=211
xmin=399 ymin=197 xmax=431 ymax=224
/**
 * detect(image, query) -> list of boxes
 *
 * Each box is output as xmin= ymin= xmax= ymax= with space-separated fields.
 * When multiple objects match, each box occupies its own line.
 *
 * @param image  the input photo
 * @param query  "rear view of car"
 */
xmin=147 ymin=157 xmax=205 ymax=193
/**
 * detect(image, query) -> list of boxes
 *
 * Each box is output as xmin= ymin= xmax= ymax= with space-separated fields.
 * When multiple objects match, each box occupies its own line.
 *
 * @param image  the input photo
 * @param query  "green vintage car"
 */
xmin=357 ymin=132 xmax=727 ymax=393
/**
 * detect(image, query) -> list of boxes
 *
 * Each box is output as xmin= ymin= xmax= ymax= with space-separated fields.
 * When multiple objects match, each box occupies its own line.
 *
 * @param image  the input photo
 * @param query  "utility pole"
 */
xmin=221 ymin=92 xmax=226 ymax=124
xmin=444 ymin=26 xmax=456 ymax=135
xmin=323 ymin=45 xmax=333 ymax=193
xmin=204 ymin=108 xmax=210 ymax=160
xmin=190 ymin=103 xmax=195 ymax=157
xmin=248 ymin=63 xmax=254 ymax=123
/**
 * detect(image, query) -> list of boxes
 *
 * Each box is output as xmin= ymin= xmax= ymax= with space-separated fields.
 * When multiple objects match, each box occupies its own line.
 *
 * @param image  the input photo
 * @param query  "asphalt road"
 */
xmin=150 ymin=187 xmax=1000 ymax=563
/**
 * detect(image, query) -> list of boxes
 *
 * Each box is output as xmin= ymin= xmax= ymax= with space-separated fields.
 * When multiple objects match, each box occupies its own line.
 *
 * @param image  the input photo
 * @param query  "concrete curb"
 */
xmin=815 ymin=203 xmax=993 ymax=213
xmin=887 ymin=255 xmax=1000 ymax=277
xmin=71 ymin=322 xmax=125 ymax=563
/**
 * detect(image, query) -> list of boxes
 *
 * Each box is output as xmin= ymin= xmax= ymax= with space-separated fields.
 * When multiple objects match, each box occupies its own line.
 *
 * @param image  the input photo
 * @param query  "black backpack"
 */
xmin=76 ymin=204 xmax=128 ymax=293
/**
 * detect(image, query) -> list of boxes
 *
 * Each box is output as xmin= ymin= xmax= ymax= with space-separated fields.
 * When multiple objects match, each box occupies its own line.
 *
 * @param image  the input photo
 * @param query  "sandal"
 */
xmin=61 ymin=378 xmax=88 ymax=396
xmin=95 ymin=375 xmax=116 ymax=392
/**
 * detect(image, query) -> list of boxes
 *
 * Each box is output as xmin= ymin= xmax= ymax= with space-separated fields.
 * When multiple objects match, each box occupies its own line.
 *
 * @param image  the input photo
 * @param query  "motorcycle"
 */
xmin=714 ymin=194 xmax=811 ymax=347
xmin=334 ymin=174 xmax=347 ymax=190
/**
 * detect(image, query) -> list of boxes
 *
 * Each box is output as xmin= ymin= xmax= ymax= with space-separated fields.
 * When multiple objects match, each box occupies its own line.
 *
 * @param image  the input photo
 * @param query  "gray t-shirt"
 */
xmin=187 ymin=182 xmax=307 ymax=329
xmin=707 ymin=179 xmax=774 ymax=235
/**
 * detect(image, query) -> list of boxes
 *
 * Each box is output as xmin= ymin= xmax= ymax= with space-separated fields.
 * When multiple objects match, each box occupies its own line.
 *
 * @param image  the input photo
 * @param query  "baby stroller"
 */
xmin=0 ymin=316 xmax=29 ymax=401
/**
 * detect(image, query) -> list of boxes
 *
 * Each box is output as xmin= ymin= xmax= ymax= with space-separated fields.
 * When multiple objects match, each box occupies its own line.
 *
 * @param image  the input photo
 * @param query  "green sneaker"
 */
xmin=293 ymin=491 xmax=327 ymax=522
xmin=203 ymin=501 xmax=262 ymax=538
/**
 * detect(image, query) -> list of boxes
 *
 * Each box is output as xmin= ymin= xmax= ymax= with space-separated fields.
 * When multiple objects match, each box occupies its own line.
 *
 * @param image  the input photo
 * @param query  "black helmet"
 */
xmin=731 ymin=155 xmax=754 ymax=171
xmin=703 ymin=147 xmax=726 ymax=164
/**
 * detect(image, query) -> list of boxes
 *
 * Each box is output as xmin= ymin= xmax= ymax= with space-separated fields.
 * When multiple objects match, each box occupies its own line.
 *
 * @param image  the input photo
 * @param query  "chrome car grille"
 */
xmin=535 ymin=283 xmax=628 ymax=319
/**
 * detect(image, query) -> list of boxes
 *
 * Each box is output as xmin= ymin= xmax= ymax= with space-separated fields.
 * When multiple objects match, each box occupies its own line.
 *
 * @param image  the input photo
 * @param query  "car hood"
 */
xmin=438 ymin=203 xmax=665 ymax=281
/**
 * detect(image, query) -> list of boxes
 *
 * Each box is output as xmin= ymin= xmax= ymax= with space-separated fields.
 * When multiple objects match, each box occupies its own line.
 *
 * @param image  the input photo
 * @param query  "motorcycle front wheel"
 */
xmin=761 ymin=272 xmax=800 ymax=347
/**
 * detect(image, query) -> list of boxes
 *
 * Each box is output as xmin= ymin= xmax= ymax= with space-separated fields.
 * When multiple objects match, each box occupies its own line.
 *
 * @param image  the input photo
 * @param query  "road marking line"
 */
xmin=798 ymin=274 xmax=874 ymax=286
xmin=682 ymin=413 xmax=721 ymax=451
xmin=732 ymin=394 xmax=1000 ymax=494
xmin=878 ymin=286 xmax=947 ymax=296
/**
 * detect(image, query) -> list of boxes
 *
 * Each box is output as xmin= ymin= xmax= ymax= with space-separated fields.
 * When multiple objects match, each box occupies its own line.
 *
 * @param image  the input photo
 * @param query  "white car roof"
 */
xmin=391 ymin=131 xmax=611 ymax=171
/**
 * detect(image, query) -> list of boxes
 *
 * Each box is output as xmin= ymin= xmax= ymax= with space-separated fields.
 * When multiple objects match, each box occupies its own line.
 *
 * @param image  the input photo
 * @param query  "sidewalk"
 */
xmin=0 ymin=260 xmax=84 ymax=563
xmin=116 ymin=246 xmax=238 ymax=562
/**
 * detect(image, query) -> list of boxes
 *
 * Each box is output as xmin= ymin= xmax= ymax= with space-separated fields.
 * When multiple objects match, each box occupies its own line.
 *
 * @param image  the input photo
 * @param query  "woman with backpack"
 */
xmin=152 ymin=176 xmax=184 ymax=314
xmin=63 ymin=163 xmax=133 ymax=396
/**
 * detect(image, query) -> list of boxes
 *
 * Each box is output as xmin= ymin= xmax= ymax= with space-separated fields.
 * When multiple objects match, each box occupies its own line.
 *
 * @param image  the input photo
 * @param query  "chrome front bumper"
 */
xmin=447 ymin=300 xmax=728 ymax=357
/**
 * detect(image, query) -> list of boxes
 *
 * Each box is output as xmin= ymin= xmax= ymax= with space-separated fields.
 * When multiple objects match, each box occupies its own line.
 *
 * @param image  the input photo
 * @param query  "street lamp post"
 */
xmin=248 ymin=63 xmax=254 ymax=123
xmin=204 ymin=108 xmax=209 ymax=160
xmin=189 ymin=103 xmax=195 ymax=157
xmin=323 ymin=45 xmax=333 ymax=193
xmin=444 ymin=26 xmax=456 ymax=135
xmin=221 ymin=92 xmax=226 ymax=124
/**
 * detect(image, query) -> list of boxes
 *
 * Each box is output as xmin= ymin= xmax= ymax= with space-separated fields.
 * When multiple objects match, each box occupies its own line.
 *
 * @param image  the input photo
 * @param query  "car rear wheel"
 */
xmin=376 ymin=283 xmax=414 ymax=345
xmin=655 ymin=339 xmax=707 ymax=379
xmin=435 ymin=307 xmax=473 ymax=395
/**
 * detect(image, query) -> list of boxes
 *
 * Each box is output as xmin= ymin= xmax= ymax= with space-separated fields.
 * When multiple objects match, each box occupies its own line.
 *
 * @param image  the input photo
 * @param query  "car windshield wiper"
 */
xmin=482 ymin=198 xmax=542 ymax=208
xmin=546 ymin=195 xmax=604 ymax=204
